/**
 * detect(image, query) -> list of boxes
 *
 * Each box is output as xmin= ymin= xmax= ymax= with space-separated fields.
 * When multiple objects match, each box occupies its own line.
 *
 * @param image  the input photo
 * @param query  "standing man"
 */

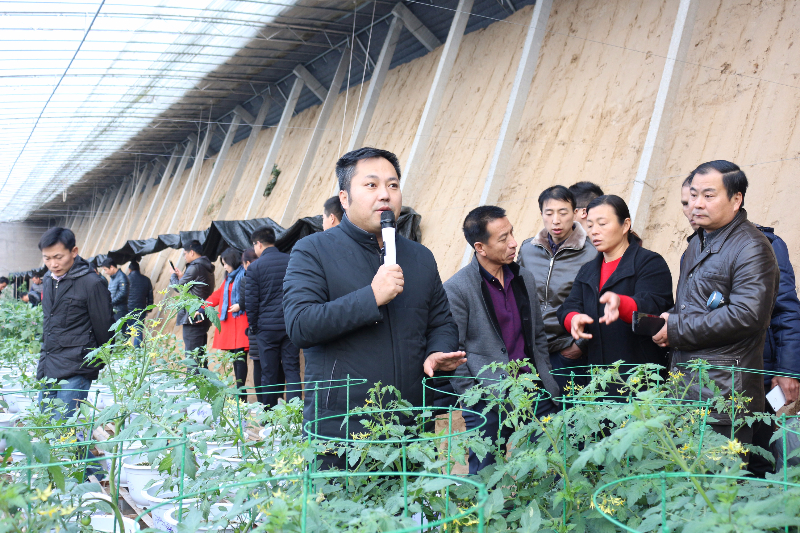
xmin=653 ymin=160 xmax=779 ymax=443
xmin=283 ymin=147 xmax=465 ymax=449
xmin=101 ymin=259 xmax=129 ymax=323
xmin=127 ymin=260 xmax=154 ymax=347
xmin=322 ymin=196 xmax=344 ymax=231
xmin=568 ymin=181 xmax=604 ymax=232
xmin=446 ymin=206 xmax=559 ymax=473
xmin=245 ymin=226 xmax=301 ymax=408
xmin=37 ymin=227 xmax=113 ymax=415
xmin=0 ymin=277 xmax=8 ymax=296
xmin=170 ymin=240 xmax=216 ymax=368
xmin=518 ymin=186 xmax=597 ymax=390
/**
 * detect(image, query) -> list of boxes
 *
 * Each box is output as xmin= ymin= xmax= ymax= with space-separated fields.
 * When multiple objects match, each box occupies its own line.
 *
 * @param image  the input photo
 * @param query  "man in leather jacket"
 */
xmin=653 ymin=160 xmax=779 ymax=443
xmin=170 ymin=240 xmax=216 ymax=368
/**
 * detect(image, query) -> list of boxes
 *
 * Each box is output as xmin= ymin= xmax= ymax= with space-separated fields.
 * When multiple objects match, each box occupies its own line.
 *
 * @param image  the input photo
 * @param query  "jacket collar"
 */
xmin=686 ymin=209 xmax=748 ymax=273
xmin=531 ymin=223 xmax=588 ymax=255
xmin=469 ymin=254 xmax=522 ymax=278
xmin=45 ymin=255 xmax=92 ymax=282
xmin=339 ymin=214 xmax=381 ymax=249
xmin=582 ymin=239 xmax=641 ymax=293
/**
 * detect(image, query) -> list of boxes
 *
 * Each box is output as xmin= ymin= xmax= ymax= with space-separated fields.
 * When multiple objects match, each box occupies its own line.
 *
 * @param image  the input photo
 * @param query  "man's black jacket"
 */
xmin=283 ymin=215 xmax=458 ymax=439
xmin=558 ymin=239 xmax=673 ymax=367
xmin=245 ymin=247 xmax=291 ymax=335
xmin=127 ymin=270 xmax=154 ymax=319
xmin=37 ymin=256 xmax=114 ymax=381
xmin=170 ymin=256 xmax=215 ymax=326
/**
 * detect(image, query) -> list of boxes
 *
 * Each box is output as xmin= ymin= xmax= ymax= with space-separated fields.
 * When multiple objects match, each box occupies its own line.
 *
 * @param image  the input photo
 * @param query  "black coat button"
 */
xmin=501 ymin=348 xmax=507 ymax=354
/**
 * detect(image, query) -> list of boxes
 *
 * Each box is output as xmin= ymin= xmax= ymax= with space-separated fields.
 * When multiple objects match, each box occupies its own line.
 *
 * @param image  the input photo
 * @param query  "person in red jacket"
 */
xmin=206 ymin=247 xmax=250 ymax=396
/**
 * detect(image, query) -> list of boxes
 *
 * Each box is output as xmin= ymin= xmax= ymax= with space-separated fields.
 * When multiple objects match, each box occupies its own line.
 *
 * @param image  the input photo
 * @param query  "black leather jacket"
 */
xmin=669 ymin=209 xmax=779 ymax=420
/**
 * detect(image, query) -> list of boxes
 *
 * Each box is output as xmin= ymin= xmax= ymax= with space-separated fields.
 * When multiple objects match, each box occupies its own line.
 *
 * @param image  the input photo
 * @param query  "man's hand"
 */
xmin=423 ymin=351 xmax=467 ymax=377
xmin=570 ymin=314 xmax=594 ymax=340
xmin=560 ymin=342 xmax=583 ymax=360
xmin=599 ymin=292 xmax=621 ymax=325
xmin=652 ymin=312 xmax=670 ymax=347
xmin=772 ymin=376 xmax=800 ymax=404
xmin=173 ymin=267 xmax=183 ymax=278
xmin=371 ymin=264 xmax=404 ymax=306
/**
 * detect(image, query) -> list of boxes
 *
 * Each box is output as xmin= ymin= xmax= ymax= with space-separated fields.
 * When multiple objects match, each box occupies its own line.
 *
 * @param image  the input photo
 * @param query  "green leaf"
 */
xmin=518 ymin=502 xmax=542 ymax=533
xmin=48 ymin=464 xmax=65 ymax=491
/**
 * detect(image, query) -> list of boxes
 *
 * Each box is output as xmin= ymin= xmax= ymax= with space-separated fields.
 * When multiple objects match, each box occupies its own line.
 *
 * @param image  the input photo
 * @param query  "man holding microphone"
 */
xmin=283 ymin=147 xmax=465 ymax=464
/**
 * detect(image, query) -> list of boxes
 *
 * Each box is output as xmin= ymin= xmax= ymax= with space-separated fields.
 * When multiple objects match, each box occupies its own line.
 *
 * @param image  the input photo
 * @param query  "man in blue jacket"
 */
xmin=101 ymin=258 xmax=128 ymax=323
xmin=282 ymin=147 xmax=465 ymax=459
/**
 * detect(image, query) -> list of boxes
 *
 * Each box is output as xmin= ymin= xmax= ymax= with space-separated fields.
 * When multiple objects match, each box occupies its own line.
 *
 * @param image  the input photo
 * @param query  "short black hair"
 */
xmin=323 ymin=195 xmax=344 ymax=221
xmin=538 ymin=185 xmax=576 ymax=211
xmin=335 ymin=147 xmax=401 ymax=194
xmin=681 ymin=172 xmax=694 ymax=187
xmin=38 ymin=227 xmax=76 ymax=252
xmin=586 ymin=195 xmax=640 ymax=243
xmin=18 ymin=291 xmax=27 ymax=298
xmin=568 ymin=181 xmax=605 ymax=209
xmin=129 ymin=261 xmax=140 ymax=271
xmin=0 ymin=276 xmax=8 ymax=285
xmin=185 ymin=240 xmax=204 ymax=255
xmin=220 ymin=247 xmax=242 ymax=270
xmin=463 ymin=206 xmax=506 ymax=249
xmin=691 ymin=160 xmax=748 ymax=208
xmin=241 ymin=248 xmax=258 ymax=265
xmin=101 ymin=258 xmax=118 ymax=268
xmin=250 ymin=226 xmax=276 ymax=245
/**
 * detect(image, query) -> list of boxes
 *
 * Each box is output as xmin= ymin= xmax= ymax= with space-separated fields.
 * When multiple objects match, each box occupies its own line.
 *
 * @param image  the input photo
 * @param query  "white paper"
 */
xmin=767 ymin=385 xmax=786 ymax=411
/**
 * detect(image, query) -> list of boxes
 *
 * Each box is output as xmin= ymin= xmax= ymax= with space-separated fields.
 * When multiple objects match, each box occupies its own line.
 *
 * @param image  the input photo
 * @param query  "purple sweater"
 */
xmin=478 ymin=263 xmax=526 ymax=366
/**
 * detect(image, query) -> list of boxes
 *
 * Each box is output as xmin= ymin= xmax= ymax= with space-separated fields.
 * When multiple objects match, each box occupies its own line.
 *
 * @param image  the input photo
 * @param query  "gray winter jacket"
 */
xmin=517 ymin=223 xmax=597 ymax=354
xmin=669 ymin=209 xmax=779 ymax=422
xmin=170 ymin=256 xmax=216 ymax=326
xmin=108 ymin=270 xmax=129 ymax=315
xmin=444 ymin=256 xmax=559 ymax=399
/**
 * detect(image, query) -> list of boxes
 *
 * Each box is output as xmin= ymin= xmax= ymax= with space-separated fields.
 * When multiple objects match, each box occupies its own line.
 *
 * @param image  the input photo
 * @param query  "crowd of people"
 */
xmin=28 ymin=146 xmax=800 ymax=477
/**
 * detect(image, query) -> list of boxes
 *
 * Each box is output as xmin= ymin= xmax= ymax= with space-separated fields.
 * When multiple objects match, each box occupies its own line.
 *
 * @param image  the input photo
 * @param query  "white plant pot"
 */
xmin=80 ymin=514 xmax=140 ymax=532
xmin=189 ymin=431 xmax=233 ymax=456
xmin=122 ymin=454 xmax=167 ymax=507
xmin=0 ymin=412 xmax=18 ymax=452
xmin=143 ymin=481 xmax=200 ymax=532
xmin=164 ymin=503 xmax=238 ymax=532
xmin=100 ymin=440 xmax=144 ymax=487
xmin=187 ymin=401 xmax=212 ymax=424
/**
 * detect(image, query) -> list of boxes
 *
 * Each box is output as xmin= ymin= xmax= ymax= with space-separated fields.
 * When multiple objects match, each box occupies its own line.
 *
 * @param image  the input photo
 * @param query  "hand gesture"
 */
xmin=371 ymin=264 xmax=404 ymax=306
xmin=599 ymin=292 xmax=621 ymax=324
xmin=652 ymin=312 xmax=670 ymax=347
xmin=423 ymin=351 xmax=467 ymax=377
xmin=570 ymin=314 xmax=594 ymax=340
xmin=228 ymin=303 xmax=240 ymax=314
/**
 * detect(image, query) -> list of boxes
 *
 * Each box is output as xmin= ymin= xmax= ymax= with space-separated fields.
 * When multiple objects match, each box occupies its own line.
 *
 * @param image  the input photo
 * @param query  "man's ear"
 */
xmin=71 ymin=246 xmax=79 ymax=258
xmin=733 ymin=192 xmax=743 ymax=210
xmin=339 ymin=189 xmax=349 ymax=211
xmin=473 ymin=242 xmax=486 ymax=257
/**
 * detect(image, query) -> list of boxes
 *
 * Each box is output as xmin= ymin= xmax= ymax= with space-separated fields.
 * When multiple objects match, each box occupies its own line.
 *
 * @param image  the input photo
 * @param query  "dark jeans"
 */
xmin=256 ymin=330 xmax=302 ymax=408
xmin=231 ymin=349 xmax=247 ymax=401
xmin=461 ymin=397 xmax=558 ymax=474
xmin=182 ymin=322 xmax=210 ymax=369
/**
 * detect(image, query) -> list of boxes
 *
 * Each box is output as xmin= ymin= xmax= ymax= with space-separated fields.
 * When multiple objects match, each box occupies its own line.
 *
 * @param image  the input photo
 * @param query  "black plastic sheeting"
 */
xmin=9 ymin=207 xmax=422 ymax=280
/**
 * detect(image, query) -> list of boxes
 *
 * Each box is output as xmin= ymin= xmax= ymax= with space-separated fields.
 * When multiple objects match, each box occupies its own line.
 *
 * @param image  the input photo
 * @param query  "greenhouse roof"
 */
xmin=1 ymin=0 xmax=530 ymax=222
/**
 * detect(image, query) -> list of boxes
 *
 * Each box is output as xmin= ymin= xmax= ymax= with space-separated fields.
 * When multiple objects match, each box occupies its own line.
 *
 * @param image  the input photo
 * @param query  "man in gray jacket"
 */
xmin=102 ymin=259 xmax=128 ymax=322
xmin=653 ymin=160 xmax=779 ymax=444
xmin=445 ymin=206 xmax=559 ymax=473
xmin=518 ymin=186 xmax=597 ymax=389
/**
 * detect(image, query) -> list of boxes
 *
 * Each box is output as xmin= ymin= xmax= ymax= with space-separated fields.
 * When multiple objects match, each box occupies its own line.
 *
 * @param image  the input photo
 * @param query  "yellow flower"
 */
xmin=316 ymin=491 xmax=325 ymax=503
xmin=540 ymin=415 xmax=553 ymax=424
xmin=725 ymin=439 xmax=746 ymax=455
xmin=35 ymin=485 xmax=53 ymax=502
xmin=351 ymin=431 xmax=371 ymax=440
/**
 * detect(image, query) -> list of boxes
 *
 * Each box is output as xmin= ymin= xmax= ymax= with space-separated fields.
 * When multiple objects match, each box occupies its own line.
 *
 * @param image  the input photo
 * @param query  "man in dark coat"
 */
xmin=283 ymin=147 xmax=465 ymax=450
xmin=127 ymin=260 xmax=153 ymax=347
xmin=518 ymin=186 xmax=597 ymax=389
xmin=446 ymin=205 xmax=559 ymax=473
xmin=37 ymin=227 xmax=113 ymax=417
xmin=102 ymin=259 xmax=128 ymax=322
xmin=653 ymin=160 xmax=779 ymax=444
xmin=245 ymin=226 xmax=300 ymax=408
xmin=170 ymin=240 xmax=215 ymax=368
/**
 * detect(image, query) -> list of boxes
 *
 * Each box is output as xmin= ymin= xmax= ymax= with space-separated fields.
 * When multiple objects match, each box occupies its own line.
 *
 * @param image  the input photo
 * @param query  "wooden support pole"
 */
xmin=85 ymin=188 xmax=113 ymax=255
xmin=280 ymin=48 xmax=351 ymax=226
xmin=217 ymin=98 xmax=271 ymax=221
xmin=629 ymin=0 xmax=698 ymax=235
xmin=392 ymin=2 xmax=441 ymax=52
xmin=293 ymin=65 xmax=328 ymax=102
xmin=245 ymin=76 xmax=305 ymax=219
xmin=346 ymin=14 xmax=404 ymax=153
xmin=128 ymin=160 xmax=162 ymax=240
xmin=187 ymin=115 xmax=241 ymax=230
xmin=461 ymin=0 xmax=553 ymax=266
xmin=109 ymin=168 xmax=147 ymax=252
xmin=139 ymin=145 xmax=180 ymax=239
xmin=402 ymin=0 xmax=473 ymax=192
xmin=91 ymin=179 xmax=128 ymax=256
xmin=147 ymin=137 xmax=196 ymax=239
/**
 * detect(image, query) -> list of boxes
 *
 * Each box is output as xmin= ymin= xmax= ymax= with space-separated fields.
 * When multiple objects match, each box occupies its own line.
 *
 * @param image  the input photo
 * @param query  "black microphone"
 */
xmin=380 ymin=210 xmax=396 ymax=266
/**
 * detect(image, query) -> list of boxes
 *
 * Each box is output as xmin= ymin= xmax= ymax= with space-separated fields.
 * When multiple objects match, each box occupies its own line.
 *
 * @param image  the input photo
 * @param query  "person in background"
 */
xmin=238 ymin=247 xmax=266 ymax=405
xmin=680 ymin=174 xmax=699 ymax=234
xmin=170 ymin=240 xmax=216 ymax=369
xmin=245 ymin=226 xmax=301 ymax=409
xmin=20 ymin=291 xmax=40 ymax=306
xmin=518 ymin=186 xmax=597 ymax=390
xmin=206 ymin=248 xmax=249 ymax=398
xmin=127 ymin=260 xmax=153 ymax=347
xmin=37 ymin=227 xmax=113 ymax=416
xmin=559 ymin=195 xmax=673 ymax=369
xmin=29 ymin=275 xmax=43 ymax=301
xmin=653 ymin=161 xmax=779 ymax=444
xmin=322 ymin=195 xmax=344 ymax=231
xmin=568 ymin=181 xmax=604 ymax=233
xmin=89 ymin=263 xmax=108 ymax=288
xmin=101 ymin=259 xmax=129 ymax=323
xmin=0 ymin=276 xmax=9 ymax=296
xmin=446 ymin=206 xmax=559 ymax=473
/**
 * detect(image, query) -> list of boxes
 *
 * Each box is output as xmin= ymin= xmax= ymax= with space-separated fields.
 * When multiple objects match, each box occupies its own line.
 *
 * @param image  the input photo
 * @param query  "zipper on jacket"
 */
xmin=325 ymin=360 xmax=338 ymax=408
xmin=544 ymin=256 xmax=555 ymax=304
